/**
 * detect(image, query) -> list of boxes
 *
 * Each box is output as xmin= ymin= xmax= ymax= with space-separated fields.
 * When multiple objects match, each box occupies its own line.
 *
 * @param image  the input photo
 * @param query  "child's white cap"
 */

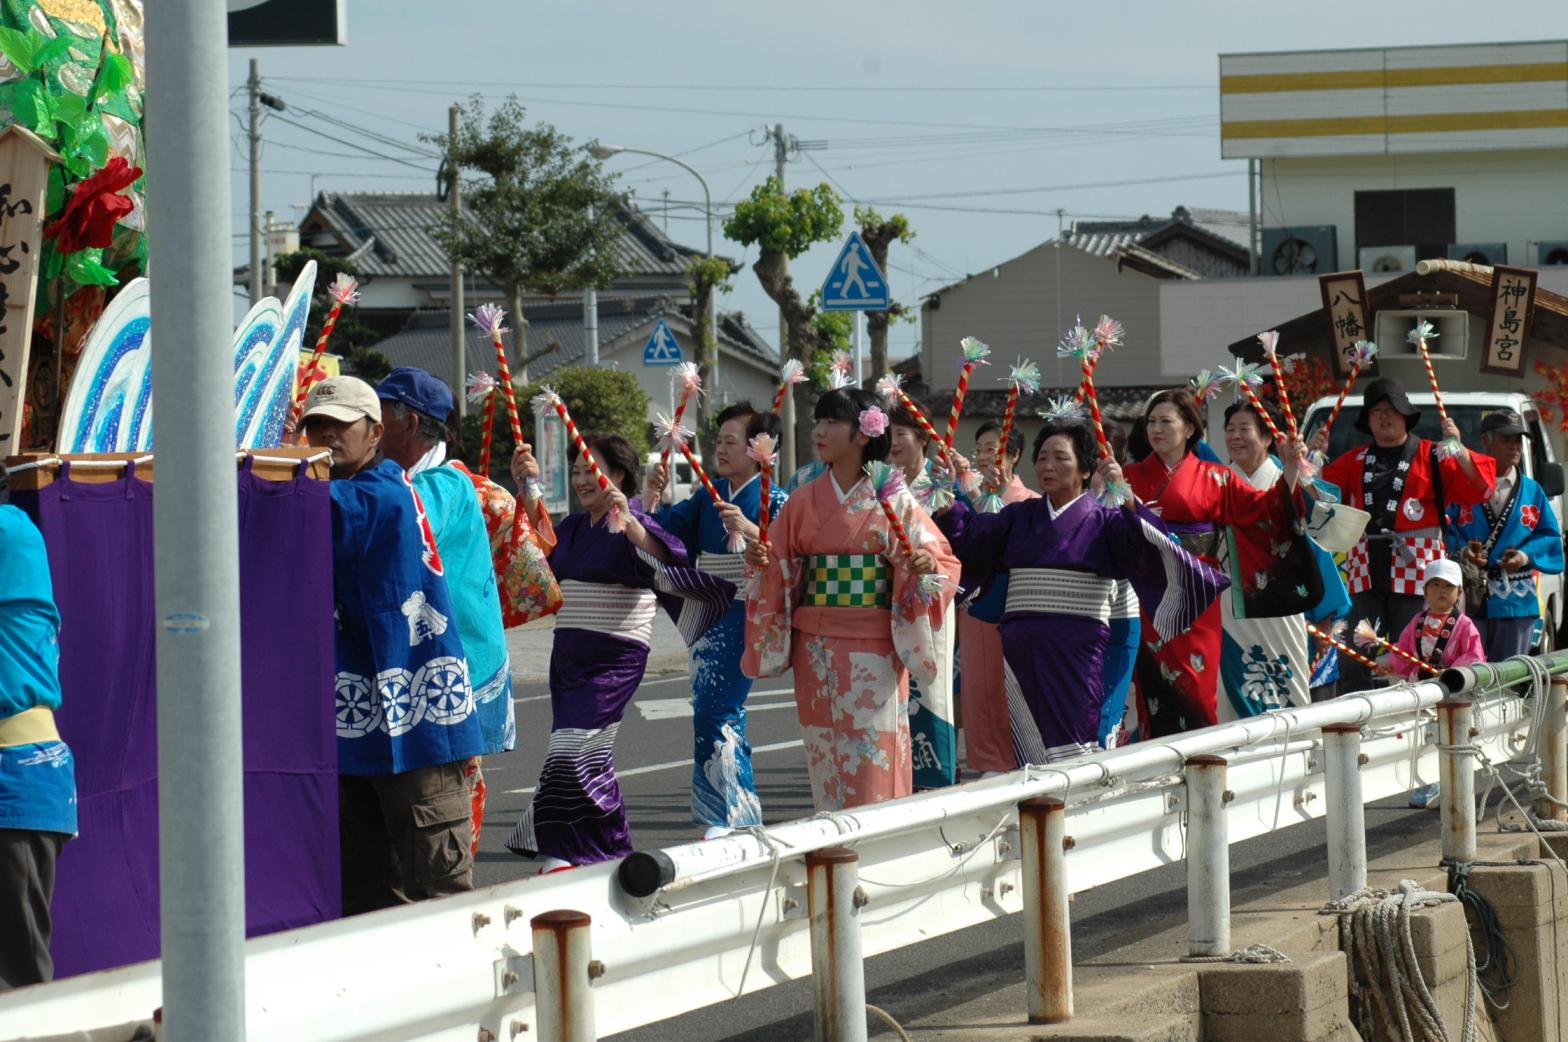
xmin=1423 ymin=558 xmax=1462 ymax=588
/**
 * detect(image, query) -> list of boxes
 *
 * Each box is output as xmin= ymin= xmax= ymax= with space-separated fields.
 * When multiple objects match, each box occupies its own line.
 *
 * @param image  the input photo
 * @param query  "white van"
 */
xmin=1301 ymin=391 xmax=1566 ymax=650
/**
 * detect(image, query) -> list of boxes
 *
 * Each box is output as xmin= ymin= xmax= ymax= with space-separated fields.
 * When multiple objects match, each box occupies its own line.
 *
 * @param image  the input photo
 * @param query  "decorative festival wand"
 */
xmin=467 ymin=372 xmax=500 ymax=473
xmin=876 ymin=372 xmax=958 ymax=510
xmin=1313 ymin=339 xmax=1380 ymax=466
xmin=1258 ymin=330 xmax=1298 ymax=438
xmin=657 ymin=414 xmax=744 ymax=552
xmin=942 ymin=336 xmax=991 ymax=455
xmin=747 ymin=432 xmax=778 ymax=549
xmin=645 ymin=361 xmax=703 ymax=510
xmin=982 ymin=357 xmax=1042 ymax=512
xmin=1308 ymin=618 xmax=1348 ymax=676
xmin=1057 ymin=321 xmax=1130 ymax=506
xmin=470 ymin=303 xmax=528 ymax=450
xmin=534 ymin=387 xmax=624 ymax=533
xmin=1306 ymin=621 xmax=1399 ymax=680
xmin=864 ymin=460 xmax=947 ymax=604
xmin=771 ymin=358 xmax=807 ymax=414
xmin=827 ymin=349 xmax=854 ymax=390
xmin=1353 ymin=618 xmax=1441 ymax=678
xmin=289 ymin=272 xmax=361 ymax=429
xmin=1219 ymin=361 xmax=1283 ymax=440
xmin=1409 ymin=321 xmax=1462 ymax=459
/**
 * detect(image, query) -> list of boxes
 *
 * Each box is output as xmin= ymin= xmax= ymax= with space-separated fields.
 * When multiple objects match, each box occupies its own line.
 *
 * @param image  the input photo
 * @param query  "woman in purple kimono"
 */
xmin=935 ymin=418 xmax=1227 ymax=763
xmin=504 ymin=434 xmax=732 ymax=872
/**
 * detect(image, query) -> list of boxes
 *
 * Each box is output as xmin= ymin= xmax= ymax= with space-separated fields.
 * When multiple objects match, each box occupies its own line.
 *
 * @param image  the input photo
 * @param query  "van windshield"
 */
xmin=1304 ymin=404 xmax=1547 ymax=477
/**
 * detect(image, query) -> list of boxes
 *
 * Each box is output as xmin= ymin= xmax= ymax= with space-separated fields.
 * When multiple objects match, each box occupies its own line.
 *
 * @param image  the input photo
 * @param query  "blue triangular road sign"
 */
xmin=820 ymin=230 xmax=890 ymax=311
xmin=642 ymin=318 xmax=683 ymax=367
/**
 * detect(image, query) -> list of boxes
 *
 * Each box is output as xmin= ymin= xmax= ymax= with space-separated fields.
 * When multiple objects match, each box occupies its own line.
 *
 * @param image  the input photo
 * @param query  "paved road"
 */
xmin=474 ymin=665 xmax=817 ymax=887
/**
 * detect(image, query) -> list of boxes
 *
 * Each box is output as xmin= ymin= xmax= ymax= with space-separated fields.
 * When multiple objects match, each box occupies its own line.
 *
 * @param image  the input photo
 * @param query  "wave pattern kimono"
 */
xmin=1126 ymin=453 xmax=1301 ymax=737
xmin=1448 ymin=470 xmax=1564 ymax=619
xmin=743 ymin=472 xmax=959 ymax=811
xmin=939 ymin=494 xmax=1226 ymax=761
xmin=505 ymin=504 xmax=733 ymax=865
xmin=655 ymin=474 xmax=789 ymax=829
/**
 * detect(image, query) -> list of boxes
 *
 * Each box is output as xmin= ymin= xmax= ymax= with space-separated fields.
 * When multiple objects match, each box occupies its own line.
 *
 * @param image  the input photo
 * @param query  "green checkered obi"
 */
xmin=802 ymin=553 xmax=891 ymax=608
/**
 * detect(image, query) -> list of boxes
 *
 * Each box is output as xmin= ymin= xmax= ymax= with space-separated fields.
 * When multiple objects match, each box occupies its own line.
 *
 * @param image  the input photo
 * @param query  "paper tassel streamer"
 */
xmin=876 ymin=372 xmax=952 ymax=467
xmin=1039 ymin=395 xmax=1087 ymax=423
xmin=942 ymin=336 xmax=991 ymax=453
xmin=828 ymin=349 xmax=854 ymax=390
xmin=865 ymin=461 xmax=946 ymax=604
xmin=1306 ymin=621 xmax=1398 ymax=680
xmin=1408 ymin=321 xmax=1461 ymax=459
xmin=747 ymin=433 xmax=778 ymax=548
xmin=976 ymin=492 xmax=1005 ymax=514
xmin=1190 ymin=368 xmax=1225 ymax=405
xmin=1353 ymin=617 xmax=1440 ymax=677
xmin=288 ymin=272 xmax=361 ymax=430
xmin=468 ymin=372 xmax=500 ymax=473
xmin=1322 ymin=339 xmax=1379 ymax=434
xmin=534 ymin=387 xmax=623 ymax=533
xmin=1057 ymin=322 xmax=1129 ymax=506
xmin=996 ymin=358 xmax=1041 ymax=472
xmin=909 ymin=470 xmax=954 ymax=512
xmin=471 ymin=304 xmax=528 ymax=457
xmin=1258 ymin=330 xmax=1299 ymax=439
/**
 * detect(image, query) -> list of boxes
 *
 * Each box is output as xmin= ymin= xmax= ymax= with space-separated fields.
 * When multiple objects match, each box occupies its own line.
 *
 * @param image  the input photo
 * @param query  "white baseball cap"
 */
xmin=1423 ymin=558 xmax=1462 ymax=589
xmin=300 ymin=376 xmax=382 ymax=425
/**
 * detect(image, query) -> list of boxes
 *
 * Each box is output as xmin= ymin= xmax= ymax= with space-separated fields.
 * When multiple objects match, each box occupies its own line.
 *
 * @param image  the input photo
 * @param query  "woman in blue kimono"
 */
xmin=648 ymin=403 xmax=789 ymax=839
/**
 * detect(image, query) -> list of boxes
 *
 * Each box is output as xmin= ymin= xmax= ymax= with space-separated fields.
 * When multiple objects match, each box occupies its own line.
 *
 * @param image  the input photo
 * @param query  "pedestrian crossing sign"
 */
xmin=642 ymin=318 xmax=683 ymax=367
xmin=820 ymin=230 xmax=890 ymax=311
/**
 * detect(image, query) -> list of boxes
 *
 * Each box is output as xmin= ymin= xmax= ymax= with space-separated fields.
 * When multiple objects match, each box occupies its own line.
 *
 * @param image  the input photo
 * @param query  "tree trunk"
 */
xmin=860 ymin=220 xmax=903 ymax=384
xmin=510 ymin=283 xmax=529 ymax=384
xmin=867 ymin=310 xmax=890 ymax=386
xmin=692 ymin=281 xmax=717 ymax=473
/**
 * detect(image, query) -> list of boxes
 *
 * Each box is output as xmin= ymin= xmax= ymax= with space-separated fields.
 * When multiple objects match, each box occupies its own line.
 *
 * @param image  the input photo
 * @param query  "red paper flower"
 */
xmin=44 ymin=157 xmax=142 ymax=255
xmin=1521 ymin=505 xmax=1540 ymax=530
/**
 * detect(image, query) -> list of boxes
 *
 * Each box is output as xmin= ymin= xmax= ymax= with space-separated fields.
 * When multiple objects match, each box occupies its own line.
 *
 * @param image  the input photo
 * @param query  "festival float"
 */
xmin=0 ymin=1 xmax=339 ymax=977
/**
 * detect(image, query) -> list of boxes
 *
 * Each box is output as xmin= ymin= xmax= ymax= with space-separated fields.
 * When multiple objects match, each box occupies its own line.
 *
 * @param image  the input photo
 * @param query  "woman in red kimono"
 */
xmin=1125 ymin=388 xmax=1309 ymax=737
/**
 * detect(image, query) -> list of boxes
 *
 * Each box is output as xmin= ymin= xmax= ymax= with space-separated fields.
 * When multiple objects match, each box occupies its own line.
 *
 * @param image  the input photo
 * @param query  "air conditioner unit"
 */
xmin=1373 ymin=309 xmax=1470 ymax=361
xmin=1358 ymin=245 xmax=1417 ymax=274
xmin=1446 ymin=242 xmax=1507 ymax=265
xmin=1261 ymin=226 xmax=1337 ymax=276
xmin=1538 ymin=241 xmax=1568 ymax=266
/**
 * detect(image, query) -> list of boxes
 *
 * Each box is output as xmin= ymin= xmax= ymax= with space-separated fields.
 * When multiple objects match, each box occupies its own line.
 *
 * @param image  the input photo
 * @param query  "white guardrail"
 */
xmin=0 ymin=667 xmax=1558 ymax=1041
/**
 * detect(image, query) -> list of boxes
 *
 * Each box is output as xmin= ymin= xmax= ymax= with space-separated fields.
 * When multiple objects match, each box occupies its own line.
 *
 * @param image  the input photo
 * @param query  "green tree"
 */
xmin=272 ymin=248 xmax=390 ymax=383
xmin=459 ymin=365 xmax=651 ymax=480
xmin=724 ymin=177 xmax=844 ymax=464
xmin=425 ymin=96 xmax=623 ymax=381
xmin=854 ymin=207 xmax=915 ymax=383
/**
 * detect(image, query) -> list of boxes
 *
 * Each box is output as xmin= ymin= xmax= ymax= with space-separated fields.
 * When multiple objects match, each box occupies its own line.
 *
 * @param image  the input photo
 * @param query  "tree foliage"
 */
xmin=272 ymin=248 xmax=390 ymax=383
xmin=457 ymin=365 xmax=652 ymax=476
xmin=723 ymin=177 xmax=845 ymax=463
xmin=854 ymin=206 xmax=916 ymax=383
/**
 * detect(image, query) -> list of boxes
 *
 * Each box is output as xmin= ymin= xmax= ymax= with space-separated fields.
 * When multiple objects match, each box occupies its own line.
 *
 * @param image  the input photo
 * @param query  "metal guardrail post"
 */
xmin=1539 ymin=677 xmax=1568 ymax=822
xmin=1019 ymin=797 xmax=1072 ymax=1024
xmin=1185 ymin=755 xmax=1230 ymax=957
xmin=1436 ymin=699 xmax=1477 ymax=865
xmin=806 ymin=847 xmax=868 ymax=1042
xmin=532 ymin=910 xmax=597 ymax=1042
xmin=1322 ymin=723 xmax=1368 ymax=901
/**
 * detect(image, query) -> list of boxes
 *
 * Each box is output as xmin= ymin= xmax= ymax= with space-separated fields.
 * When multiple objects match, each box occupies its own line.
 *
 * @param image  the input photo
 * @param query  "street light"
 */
xmin=590 ymin=144 xmax=720 ymax=399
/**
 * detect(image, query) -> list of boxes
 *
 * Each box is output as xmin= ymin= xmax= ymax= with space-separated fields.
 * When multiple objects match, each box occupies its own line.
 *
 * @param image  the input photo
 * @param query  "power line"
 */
xmin=270 ymin=75 xmax=1213 ymax=94
xmin=258 ymin=111 xmax=439 ymax=172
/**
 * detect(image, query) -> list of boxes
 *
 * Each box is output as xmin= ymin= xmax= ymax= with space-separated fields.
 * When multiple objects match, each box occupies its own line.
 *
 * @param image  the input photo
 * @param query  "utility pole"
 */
xmin=771 ymin=122 xmax=795 ymax=474
xmin=148 ymin=2 xmax=247 ymax=1038
xmin=248 ymin=58 xmax=262 ymax=306
xmin=584 ymin=205 xmax=599 ymax=367
xmin=448 ymin=104 xmax=465 ymax=419
xmin=661 ymin=188 xmax=669 ymax=234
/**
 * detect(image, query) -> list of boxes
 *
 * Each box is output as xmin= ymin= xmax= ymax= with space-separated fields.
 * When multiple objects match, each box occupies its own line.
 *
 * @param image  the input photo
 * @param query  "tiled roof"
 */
xmin=301 ymin=192 xmax=728 ymax=282
xmin=362 ymin=296 xmax=775 ymax=383
xmin=1067 ymin=206 xmax=1250 ymax=257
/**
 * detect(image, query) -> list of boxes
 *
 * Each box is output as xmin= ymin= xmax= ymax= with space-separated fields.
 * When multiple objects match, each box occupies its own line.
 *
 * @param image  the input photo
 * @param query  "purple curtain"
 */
xmin=13 ymin=460 xmax=338 ymax=978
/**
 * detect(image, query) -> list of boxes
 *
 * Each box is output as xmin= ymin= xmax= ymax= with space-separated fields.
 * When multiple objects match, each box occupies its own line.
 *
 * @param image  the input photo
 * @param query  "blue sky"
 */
xmin=226 ymin=1 xmax=1566 ymax=360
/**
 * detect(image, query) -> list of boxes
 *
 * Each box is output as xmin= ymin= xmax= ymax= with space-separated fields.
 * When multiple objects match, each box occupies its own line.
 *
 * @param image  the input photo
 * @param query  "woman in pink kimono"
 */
xmin=959 ymin=421 xmax=1040 ymax=774
xmin=744 ymin=387 xmax=960 ymax=811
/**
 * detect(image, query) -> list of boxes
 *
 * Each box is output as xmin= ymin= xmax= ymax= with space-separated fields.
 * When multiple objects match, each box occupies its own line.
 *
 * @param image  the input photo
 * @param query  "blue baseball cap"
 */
xmin=376 ymin=367 xmax=455 ymax=422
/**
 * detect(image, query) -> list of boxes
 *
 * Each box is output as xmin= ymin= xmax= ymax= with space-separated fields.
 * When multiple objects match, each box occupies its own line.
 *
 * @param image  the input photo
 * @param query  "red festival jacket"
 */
xmin=1321 ymin=439 xmax=1495 ymax=596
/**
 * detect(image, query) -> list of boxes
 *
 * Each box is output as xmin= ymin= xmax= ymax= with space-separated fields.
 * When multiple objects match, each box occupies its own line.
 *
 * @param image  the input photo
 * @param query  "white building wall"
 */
xmin=602 ymin=327 xmax=777 ymax=426
xmin=1259 ymin=149 xmax=1568 ymax=272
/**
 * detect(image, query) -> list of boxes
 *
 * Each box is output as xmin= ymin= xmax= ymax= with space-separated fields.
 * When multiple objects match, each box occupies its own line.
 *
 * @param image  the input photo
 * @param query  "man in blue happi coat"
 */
xmin=301 ymin=376 xmax=485 ymax=914
xmin=1448 ymin=408 xmax=1564 ymax=661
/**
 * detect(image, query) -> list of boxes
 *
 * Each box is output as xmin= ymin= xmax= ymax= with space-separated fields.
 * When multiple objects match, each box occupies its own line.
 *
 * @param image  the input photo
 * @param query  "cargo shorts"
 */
xmin=339 ymin=759 xmax=475 ymax=916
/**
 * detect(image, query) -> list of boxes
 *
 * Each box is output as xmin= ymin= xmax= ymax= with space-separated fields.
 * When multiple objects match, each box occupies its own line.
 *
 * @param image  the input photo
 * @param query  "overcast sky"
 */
xmin=226 ymin=1 xmax=1567 ymax=361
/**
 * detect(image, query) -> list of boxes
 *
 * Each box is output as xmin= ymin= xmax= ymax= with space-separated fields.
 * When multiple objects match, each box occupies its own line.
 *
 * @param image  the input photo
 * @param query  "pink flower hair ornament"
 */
xmin=858 ymin=406 xmax=889 ymax=438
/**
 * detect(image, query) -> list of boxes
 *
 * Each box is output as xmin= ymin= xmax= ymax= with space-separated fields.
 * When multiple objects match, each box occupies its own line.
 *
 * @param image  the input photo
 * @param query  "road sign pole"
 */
xmin=854 ymin=312 xmax=864 ymax=386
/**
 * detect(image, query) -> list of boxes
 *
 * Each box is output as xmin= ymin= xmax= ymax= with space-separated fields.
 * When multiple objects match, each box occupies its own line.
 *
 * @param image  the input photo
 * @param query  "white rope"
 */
xmin=1180 ymin=943 xmax=1292 ymax=964
xmin=1332 ymin=881 xmax=1478 ymax=1042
